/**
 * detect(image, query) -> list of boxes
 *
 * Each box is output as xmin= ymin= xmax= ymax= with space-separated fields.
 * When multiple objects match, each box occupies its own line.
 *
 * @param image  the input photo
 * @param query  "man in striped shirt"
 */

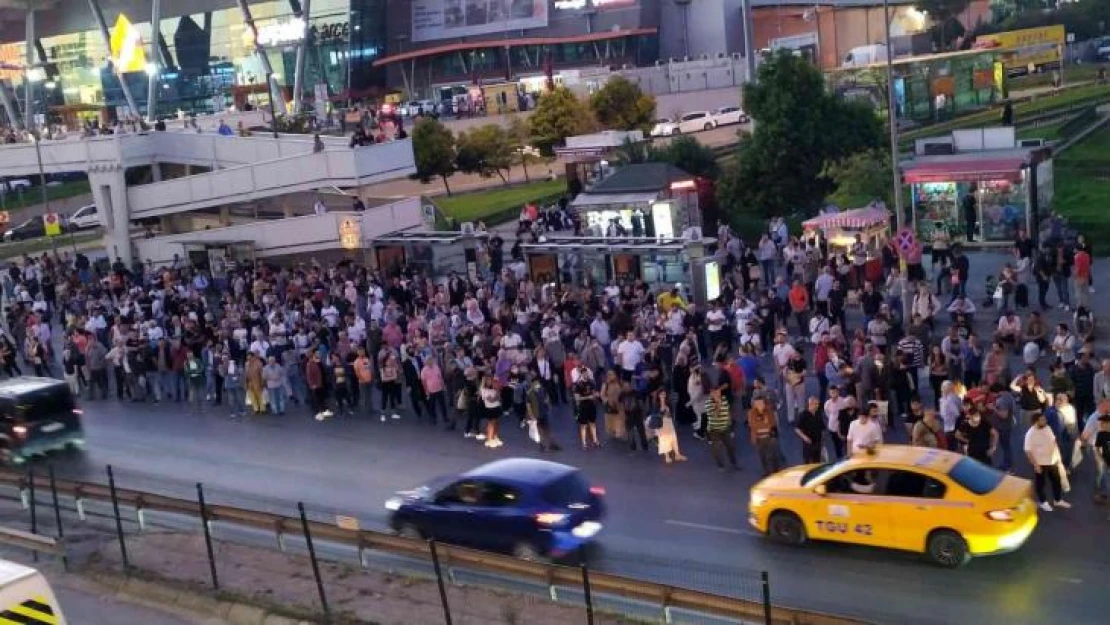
xmin=705 ymin=388 xmax=739 ymax=471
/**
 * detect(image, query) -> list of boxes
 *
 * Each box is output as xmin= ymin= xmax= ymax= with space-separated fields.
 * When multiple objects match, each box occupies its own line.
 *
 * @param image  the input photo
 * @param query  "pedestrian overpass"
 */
xmin=0 ymin=129 xmax=416 ymax=262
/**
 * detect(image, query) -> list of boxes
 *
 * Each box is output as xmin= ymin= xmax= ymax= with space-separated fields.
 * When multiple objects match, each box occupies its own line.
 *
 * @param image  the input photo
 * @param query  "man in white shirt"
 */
xmin=1051 ymin=323 xmax=1077 ymax=366
xmin=824 ymin=386 xmax=846 ymax=438
xmin=1024 ymin=411 xmax=1070 ymax=511
xmin=616 ymin=330 xmax=645 ymax=380
xmin=995 ymin=311 xmax=1022 ymax=346
xmin=847 ymin=404 xmax=884 ymax=455
xmin=706 ymin=303 xmax=728 ymax=347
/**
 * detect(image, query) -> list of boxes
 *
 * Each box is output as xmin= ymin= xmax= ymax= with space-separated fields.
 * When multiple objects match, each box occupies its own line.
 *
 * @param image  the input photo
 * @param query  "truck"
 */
xmin=972 ymin=25 xmax=1064 ymax=78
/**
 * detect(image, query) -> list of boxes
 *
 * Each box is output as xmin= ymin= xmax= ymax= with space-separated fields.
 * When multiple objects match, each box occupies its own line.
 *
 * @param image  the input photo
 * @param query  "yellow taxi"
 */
xmin=748 ymin=446 xmax=1038 ymax=568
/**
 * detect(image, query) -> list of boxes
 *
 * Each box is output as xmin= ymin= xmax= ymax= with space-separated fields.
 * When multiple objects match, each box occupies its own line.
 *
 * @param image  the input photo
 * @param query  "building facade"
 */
xmin=0 ymin=0 xmax=388 ymax=123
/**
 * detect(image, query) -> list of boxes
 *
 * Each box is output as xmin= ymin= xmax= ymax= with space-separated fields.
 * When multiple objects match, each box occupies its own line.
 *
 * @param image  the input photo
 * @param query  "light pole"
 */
xmin=882 ymin=0 xmax=909 ymax=322
xmin=266 ymin=70 xmax=279 ymax=138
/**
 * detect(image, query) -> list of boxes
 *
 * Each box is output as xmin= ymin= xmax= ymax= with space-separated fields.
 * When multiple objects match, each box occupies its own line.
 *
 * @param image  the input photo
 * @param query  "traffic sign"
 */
xmin=895 ymin=228 xmax=915 ymax=253
xmin=43 ymin=212 xmax=61 ymax=237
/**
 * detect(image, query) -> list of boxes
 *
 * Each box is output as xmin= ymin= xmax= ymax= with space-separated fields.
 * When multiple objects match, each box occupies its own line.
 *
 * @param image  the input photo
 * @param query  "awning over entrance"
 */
xmin=523 ymin=236 xmax=709 ymax=254
xmin=371 ymin=28 xmax=658 ymax=67
xmin=902 ymin=157 xmax=1027 ymax=184
xmin=571 ymin=192 xmax=661 ymax=208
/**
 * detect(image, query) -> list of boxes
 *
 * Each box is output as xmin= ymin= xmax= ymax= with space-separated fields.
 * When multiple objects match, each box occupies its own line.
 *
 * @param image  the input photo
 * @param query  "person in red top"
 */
xmin=1074 ymin=247 xmax=1092 ymax=309
xmin=788 ymin=279 xmax=809 ymax=337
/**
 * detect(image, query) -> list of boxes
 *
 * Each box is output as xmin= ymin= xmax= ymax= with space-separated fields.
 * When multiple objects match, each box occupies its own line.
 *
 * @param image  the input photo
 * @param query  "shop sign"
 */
xmin=338 ymin=216 xmax=362 ymax=249
xmin=256 ymin=19 xmax=350 ymax=47
xmin=555 ymin=0 xmax=636 ymax=9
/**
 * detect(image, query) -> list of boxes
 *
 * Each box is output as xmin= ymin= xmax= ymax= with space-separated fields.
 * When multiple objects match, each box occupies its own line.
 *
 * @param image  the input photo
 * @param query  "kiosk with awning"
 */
xmin=902 ymin=129 xmax=1053 ymax=244
xmin=370 ymin=231 xmax=488 ymax=279
xmin=802 ymin=205 xmax=892 ymax=253
xmin=522 ymin=234 xmax=715 ymax=289
xmin=569 ymin=163 xmax=700 ymax=238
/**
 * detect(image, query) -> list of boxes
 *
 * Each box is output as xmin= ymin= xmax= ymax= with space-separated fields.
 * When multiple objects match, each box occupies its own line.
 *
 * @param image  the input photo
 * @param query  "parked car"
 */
xmin=66 ymin=204 xmax=100 ymax=231
xmin=3 ymin=218 xmax=45 ymax=242
xmin=385 ymin=458 xmax=606 ymax=561
xmin=675 ymin=111 xmax=715 ymax=134
xmin=650 ymin=117 xmax=678 ymax=137
xmin=0 ymin=179 xmax=31 ymax=194
xmin=713 ymin=105 xmax=750 ymax=126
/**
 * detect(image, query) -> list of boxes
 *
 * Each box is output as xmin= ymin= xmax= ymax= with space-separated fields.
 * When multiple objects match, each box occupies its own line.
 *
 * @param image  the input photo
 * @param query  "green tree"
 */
xmin=507 ymin=115 xmax=541 ymax=182
xmin=455 ymin=124 xmax=515 ymax=184
xmin=528 ymin=86 xmax=594 ymax=156
xmin=588 ymin=76 xmax=657 ymax=132
xmin=654 ymin=135 xmax=720 ymax=179
xmin=823 ymin=149 xmax=894 ymax=209
xmin=717 ymin=50 xmax=883 ymax=223
xmin=410 ymin=117 xmax=457 ymax=195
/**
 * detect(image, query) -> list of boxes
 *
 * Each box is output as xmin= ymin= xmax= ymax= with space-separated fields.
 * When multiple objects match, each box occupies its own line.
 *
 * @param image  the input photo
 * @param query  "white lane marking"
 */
xmin=1056 ymin=577 xmax=1083 ymax=584
xmin=665 ymin=519 xmax=760 ymax=537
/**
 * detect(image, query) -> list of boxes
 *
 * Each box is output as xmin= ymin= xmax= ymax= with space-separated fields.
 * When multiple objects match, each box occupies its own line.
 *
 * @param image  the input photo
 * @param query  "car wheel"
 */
xmin=393 ymin=522 xmax=424 ymax=541
xmin=671 ymin=128 xmax=680 ymax=135
xmin=512 ymin=542 xmax=542 ymax=562
xmin=767 ymin=511 xmax=807 ymax=546
xmin=703 ymin=123 xmax=713 ymax=131
xmin=926 ymin=530 xmax=970 ymax=568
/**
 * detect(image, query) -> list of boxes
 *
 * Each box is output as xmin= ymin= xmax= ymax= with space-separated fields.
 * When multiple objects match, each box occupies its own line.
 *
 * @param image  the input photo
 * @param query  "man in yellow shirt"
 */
xmin=656 ymin=284 xmax=687 ymax=314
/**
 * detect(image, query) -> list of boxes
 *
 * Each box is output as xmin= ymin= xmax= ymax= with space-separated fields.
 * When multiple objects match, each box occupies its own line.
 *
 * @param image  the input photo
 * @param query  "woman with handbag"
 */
xmin=650 ymin=390 xmax=686 ymax=464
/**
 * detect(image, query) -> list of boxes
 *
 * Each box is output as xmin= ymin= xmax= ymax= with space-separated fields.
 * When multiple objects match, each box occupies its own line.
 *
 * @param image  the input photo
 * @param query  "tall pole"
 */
xmin=237 ymin=0 xmax=283 ymax=117
xmin=882 ymin=0 xmax=909 ymax=321
xmin=0 ymin=80 xmax=21 ymax=131
xmin=145 ymin=0 xmax=162 ymax=123
xmin=292 ymin=0 xmax=311 ymax=114
xmin=741 ymin=0 xmax=757 ymax=84
xmin=24 ymin=2 xmax=34 ymax=130
xmin=87 ymin=0 xmax=141 ymax=119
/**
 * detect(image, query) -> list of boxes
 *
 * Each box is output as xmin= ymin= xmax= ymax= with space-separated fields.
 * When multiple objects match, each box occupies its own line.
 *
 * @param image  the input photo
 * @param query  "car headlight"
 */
xmin=384 ymin=497 xmax=403 ymax=511
xmin=750 ymin=492 xmax=768 ymax=508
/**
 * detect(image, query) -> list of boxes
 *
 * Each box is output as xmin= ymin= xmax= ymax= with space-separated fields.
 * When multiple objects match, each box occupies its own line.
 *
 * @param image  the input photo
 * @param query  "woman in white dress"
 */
xmin=687 ymin=366 xmax=707 ymax=434
xmin=652 ymin=390 xmax=687 ymax=464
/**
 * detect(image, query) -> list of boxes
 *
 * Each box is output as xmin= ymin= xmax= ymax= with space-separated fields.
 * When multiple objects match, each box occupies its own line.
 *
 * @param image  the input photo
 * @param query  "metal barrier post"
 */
xmin=761 ymin=571 xmax=772 ymax=625
xmin=27 ymin=469 xmax=37 ymax=563
xmin=48 ymin=466 xmax=67 ymax=571
xmin=581 ymin=563 xmax=595 ymax=625
xmin=297 ymin=502 xmax=330 ymax=622
xmin=197 ymin=483 xmax=219 ymax=591
xmin=428 ymin=540 xmax=453 ymax=625
xmin=106 ymin=465 xmax=129 ymax=571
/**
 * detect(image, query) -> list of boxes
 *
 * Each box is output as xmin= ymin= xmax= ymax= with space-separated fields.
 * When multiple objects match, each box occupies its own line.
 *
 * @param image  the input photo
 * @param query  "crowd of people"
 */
xmin=1 ymin=214 xmax=1109 ymax=515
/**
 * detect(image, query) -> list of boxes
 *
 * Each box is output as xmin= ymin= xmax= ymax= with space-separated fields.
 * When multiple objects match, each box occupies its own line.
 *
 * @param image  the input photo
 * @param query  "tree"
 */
xmin=654 ymin=135 xmax=720 ymax=179
xmin=823 ymin=149 xmax=894 ymax=209
xmin=411 ymin=117 xmax=457 ymax=195
xmin=455 ymin=124 xmax=515 ymax=184
xmin=915 ymin=0 xmax=971 ymax=50
xmin=717 ymin=50 xmax=883 ymax=223
xmin=507 ymin=115 xmax=541 ymax=182
xmin=528 ymin=86 xmax=594 ymax=156
xmin=588 ymin=76 xmax=657 ymax=132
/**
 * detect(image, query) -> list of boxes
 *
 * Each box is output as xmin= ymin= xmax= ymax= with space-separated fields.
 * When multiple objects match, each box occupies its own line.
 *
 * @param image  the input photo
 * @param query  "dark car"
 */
xmin=385 ymin=458 xmax=606 ymax=561
xmin=3 ymin=218 xmax=45 ymax=242
xmin=0 ymin=378 xmax=85 ymax=464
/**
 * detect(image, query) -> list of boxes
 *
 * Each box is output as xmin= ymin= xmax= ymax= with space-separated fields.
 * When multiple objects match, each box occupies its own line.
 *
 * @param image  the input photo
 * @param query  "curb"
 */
xmin=77 ymin=572 xmax=317 ymax=625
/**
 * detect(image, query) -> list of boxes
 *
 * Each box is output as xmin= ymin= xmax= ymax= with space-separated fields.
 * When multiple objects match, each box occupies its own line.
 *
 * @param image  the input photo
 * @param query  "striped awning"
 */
xmin=802 ymin=205 xmax=891 ymax=231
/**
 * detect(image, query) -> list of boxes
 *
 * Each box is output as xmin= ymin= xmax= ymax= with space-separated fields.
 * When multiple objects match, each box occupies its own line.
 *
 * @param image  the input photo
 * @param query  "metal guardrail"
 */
xmin=1 ymin=469 xmax=867 ymax=625
xmin=0 ymin=525 xmax=64 ymax=558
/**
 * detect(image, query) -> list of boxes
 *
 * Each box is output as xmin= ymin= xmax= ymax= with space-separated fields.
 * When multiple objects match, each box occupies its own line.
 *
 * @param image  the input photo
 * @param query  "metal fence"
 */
xmin=0 ymin=465 xmax=868 ymax=625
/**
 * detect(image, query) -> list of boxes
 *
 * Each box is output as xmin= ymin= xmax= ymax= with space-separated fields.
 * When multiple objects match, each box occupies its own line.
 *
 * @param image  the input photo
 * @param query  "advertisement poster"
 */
xmin=704 ymin=260 xmax=721 ymax=301
xmin=411 ymin=0 xmax=549 ymax=42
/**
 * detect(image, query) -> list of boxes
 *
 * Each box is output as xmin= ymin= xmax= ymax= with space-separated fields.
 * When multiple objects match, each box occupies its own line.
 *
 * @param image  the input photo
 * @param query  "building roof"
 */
xmin=752 ymin=0 xmax=917 ymax=6
xmin=372 ymin=28 xmax=657 ymax=68
xmin=901 ymin=148 xmax=1042 ymax=184
xmin=587 ymin=163 xmax=693 ymax=195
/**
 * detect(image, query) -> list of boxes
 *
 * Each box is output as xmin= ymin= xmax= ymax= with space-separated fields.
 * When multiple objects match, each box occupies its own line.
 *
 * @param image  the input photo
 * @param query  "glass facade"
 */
xmin=911 ymin=178 xmax=1028 ymax=243
xmin=0 ymin=0 xmax=386 ymax=124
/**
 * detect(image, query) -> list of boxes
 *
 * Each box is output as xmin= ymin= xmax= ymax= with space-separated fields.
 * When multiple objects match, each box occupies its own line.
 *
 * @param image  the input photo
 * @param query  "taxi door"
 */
xmin=881 ymin=469 xmax=953 ymax=552
xmin=813 ymin=469 xmax=894 ymax=548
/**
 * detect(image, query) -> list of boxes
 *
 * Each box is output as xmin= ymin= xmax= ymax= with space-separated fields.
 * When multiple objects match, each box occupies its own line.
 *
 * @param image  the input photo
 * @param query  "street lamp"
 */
xmin=882 ymin=0 xmax=910 ymax=323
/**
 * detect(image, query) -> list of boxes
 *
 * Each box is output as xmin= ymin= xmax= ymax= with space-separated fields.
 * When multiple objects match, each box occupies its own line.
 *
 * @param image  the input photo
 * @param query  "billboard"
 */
xmin=411 ymin=0 xmax=549 ymax=43
xmin=110 ymin=14 xmax=147 ymax=73
xmin=972 ymin=25 xmax=1064 ymax=78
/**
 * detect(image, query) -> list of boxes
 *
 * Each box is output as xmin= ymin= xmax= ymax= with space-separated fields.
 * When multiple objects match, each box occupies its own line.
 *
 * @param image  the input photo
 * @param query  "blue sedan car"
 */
xmin=385 ymin=458 xmax=606 ymax=560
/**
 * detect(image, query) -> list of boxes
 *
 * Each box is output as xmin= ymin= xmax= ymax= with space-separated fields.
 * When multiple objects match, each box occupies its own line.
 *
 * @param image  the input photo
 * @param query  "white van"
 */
xmin=0 ymin=559 xmax=66 ymax=624
xmin=842 ymin=44 xmax=888 ymax=68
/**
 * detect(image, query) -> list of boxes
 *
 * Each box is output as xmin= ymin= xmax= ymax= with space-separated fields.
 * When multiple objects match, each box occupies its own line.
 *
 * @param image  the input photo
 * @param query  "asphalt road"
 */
xmin=35 ymin=388 xmax=1105 ymax=625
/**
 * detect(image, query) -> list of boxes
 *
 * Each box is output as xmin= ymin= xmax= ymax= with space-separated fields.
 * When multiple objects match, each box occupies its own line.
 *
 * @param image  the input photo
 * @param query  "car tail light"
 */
xmin=535 ymin=512 xmax=568 ymax=526
xmin=72 ymin=409 xmax=83 ymax=415
xmin=986 ymin=509 xmax=1015 ymax=522
xmin=589 ymin=486 xmax=606 ymax=496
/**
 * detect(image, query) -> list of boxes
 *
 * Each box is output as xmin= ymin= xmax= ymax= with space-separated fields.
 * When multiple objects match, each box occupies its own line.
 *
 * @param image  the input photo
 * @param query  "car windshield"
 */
xmin=800 ymin=460 xmax=847 ymax=486
xmin=947 ymin=457 xmax=1005 ymax=495
xmin=540 ymin=471 xmax=591 ymax=505
xmin=654 ymin=119 xmax=671 ymax=125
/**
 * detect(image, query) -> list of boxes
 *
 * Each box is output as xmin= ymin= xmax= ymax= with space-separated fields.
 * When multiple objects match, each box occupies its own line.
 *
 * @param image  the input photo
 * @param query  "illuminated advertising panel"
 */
xmin=411 ymin=0 xmax=549 ymax=42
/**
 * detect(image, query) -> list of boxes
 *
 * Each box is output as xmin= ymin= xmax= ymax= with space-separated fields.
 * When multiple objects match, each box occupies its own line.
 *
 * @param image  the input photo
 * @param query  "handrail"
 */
xmin=8 ymin=470 xmax=868 ymax=625
xmin=0 ymin=525 xmax=64 ymax=557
